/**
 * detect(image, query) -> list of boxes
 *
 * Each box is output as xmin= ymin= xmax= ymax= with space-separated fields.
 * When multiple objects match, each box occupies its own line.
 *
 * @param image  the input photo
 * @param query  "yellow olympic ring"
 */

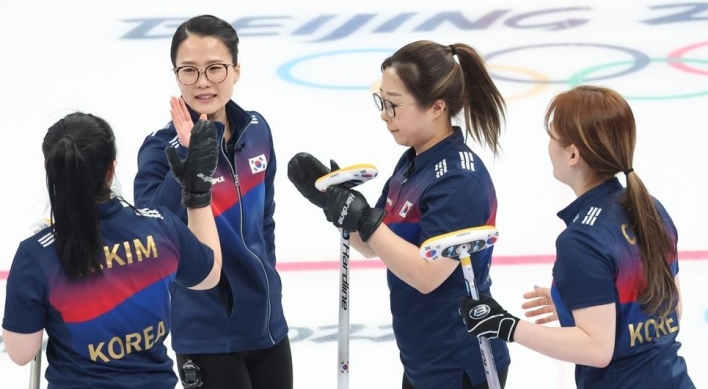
xmin=485 ymin=64 xmax=550 ymax=101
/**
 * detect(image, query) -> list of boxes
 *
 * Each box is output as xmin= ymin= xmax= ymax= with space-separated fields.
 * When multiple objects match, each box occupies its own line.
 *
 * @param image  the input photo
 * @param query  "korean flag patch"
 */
xmin=399 ymin=201 xmax=413 ymax=218
xmin=249 ymin=154 xmax=268 ymax=174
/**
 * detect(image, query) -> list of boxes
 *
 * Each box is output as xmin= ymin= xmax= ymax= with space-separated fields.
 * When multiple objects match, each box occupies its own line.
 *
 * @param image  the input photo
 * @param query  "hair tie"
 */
xmin=623 ymin=168 xmax=634 ymax=176
xmin=449 ymin=44 xmax=457 ymax=56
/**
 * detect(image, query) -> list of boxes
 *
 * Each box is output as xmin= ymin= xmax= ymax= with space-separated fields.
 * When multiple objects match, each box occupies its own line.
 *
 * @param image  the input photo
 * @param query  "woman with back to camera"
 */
xmin=459 ymin=85 xmax=695 ymax=388
xmin=289 ymin=40 xmax=511 ymax=389
xmin=2 ymin=112 xmax=222 ymax=388
xmin=133 ymin=14 xmax=291 ymax=389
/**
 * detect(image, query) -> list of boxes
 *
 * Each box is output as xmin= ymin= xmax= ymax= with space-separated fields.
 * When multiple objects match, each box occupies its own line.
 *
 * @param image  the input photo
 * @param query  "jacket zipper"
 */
xmin=222 ymin=121 xmax=275 ymax=345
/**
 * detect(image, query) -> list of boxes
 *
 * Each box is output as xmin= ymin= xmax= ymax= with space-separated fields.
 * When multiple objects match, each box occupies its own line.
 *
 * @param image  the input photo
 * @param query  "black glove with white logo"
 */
xmin=459 ymin=295 xmax=519 ymax=343
xmin=287 ymin=152 xmax=341 ymax=209
xmin=325 ymin=185 xmax=384 ymax=243
xmin=165 ymin=120 xmax=219 ymax=208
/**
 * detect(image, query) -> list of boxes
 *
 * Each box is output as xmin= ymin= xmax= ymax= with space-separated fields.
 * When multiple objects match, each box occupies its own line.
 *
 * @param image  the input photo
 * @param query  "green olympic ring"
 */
xmin=568 ymin=58 xmax=708 ymax=100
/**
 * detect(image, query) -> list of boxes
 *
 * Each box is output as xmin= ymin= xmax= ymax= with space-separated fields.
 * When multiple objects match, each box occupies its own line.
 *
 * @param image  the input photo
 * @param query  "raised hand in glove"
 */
xmin=165 ymin=120 xmax=219 ymax=208
xmin=326 ymin=185 xmax=384 ymax=243
xmin=287 ymin=152 xmax=341 ymax=209
xmin=459 ymin=295 xmax=519 ymax=343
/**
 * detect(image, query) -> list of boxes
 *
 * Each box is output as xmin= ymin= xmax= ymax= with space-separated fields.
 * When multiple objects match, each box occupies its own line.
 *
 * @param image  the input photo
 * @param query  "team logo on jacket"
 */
xmin=135 ymin=208 xmax=164 ymax=219
xmin=435 ymin=159 xmax=448 ymax=178
xmin=581 ymin=207 xmax=602 ymax=226
xmin=249 ymin=154 xmax=268 ymax=174
xmin=399 ymin=201 xmax=413 ymax=217
xmin=459 ymin=151 xmax=475 ymax=171
xmin=38 ymin=232 xmax=55 ymax=247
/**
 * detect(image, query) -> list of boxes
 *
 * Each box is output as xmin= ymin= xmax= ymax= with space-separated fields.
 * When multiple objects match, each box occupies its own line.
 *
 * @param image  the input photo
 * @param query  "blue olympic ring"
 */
xmin=277 ymin=48 xmax=393 ymax=90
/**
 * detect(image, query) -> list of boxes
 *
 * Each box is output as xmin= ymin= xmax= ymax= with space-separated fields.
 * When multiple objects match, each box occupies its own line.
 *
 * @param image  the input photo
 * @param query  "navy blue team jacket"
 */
xmin=134 ymin=100 xmax=287 ymax=354
xmin=374 ymin=128 xmax=510 ymax=388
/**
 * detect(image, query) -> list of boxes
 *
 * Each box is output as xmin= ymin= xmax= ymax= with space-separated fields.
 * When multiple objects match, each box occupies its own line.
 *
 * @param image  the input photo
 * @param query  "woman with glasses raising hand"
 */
xmin=134 ymin=14 xmax=292 ymax=389
xmin=289 ymin=40 xmax=510 ymax=388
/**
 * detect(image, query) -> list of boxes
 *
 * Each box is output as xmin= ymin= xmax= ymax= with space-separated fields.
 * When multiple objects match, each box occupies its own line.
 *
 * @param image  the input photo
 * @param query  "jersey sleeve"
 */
xmin=167 ymin=213 xmax=215 ymax=288
xmin=374 ymin=176 xmax=392 ymax=209
xmin=553 ymin=228 xmax=617 ymax=310
xmin=133 ymin=130 xmax=186 ymax=219
xmin=2 ymin=244 xmax=47 ymax=334
xmin=418 ymin=171 xmax=490 ymax=244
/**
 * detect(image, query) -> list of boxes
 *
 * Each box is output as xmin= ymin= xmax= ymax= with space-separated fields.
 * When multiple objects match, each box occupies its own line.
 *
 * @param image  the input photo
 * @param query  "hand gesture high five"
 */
xmin=170 ymin=96 xmax=207 ymax=147
xmin=165 ymin=120 xmax=219 ymax=208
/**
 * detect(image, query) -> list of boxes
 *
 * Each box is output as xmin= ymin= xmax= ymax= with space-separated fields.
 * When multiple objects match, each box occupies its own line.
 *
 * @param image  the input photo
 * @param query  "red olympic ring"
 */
xmin=667 ymin=41 xmax=708 ymax=76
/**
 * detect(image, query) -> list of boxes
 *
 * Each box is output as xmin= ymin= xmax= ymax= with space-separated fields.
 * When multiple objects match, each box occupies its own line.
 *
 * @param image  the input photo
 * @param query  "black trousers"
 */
xmin=176 ymin=336 xmax=293 ymax=389
xmin=402 ymin=369 xmax=508 ymax=389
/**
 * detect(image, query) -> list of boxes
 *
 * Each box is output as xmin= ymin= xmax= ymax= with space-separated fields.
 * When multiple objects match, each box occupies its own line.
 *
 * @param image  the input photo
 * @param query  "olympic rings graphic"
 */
xmin=568 ymin=58 xmax=708 ymax=100
xmin=276 ymin=50 xmax=549 ymax=100
xmin=483 ymin=43 xmax=651 ymax=84
xmin=275 ymin=42 xmax=708 ymax=100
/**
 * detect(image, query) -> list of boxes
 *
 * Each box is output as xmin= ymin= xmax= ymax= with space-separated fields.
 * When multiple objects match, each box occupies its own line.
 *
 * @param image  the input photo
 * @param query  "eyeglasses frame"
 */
xmin=372 ymin=93 xmax=422 ymax=118
xmin=173 ymin=63 xmax=236 ymax=85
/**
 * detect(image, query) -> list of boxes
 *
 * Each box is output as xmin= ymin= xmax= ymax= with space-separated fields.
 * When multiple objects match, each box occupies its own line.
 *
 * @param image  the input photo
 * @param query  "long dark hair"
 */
xmin=381 ymin=40 xmax=506 ymax=155
xmin=42 ymin=112 xmax=117 ymax=280
xmin=545 ymin=86 xmax=678 ymax=317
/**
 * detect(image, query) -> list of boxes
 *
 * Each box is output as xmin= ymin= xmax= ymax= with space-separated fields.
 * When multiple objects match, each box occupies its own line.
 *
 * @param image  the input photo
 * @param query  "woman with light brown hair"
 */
xmin=460 ymin=85 xmax=695 ymax=388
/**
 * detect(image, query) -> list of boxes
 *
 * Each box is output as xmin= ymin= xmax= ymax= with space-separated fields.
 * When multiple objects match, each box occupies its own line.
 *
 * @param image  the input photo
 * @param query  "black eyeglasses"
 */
xmin=372 ymin=93 xmax=421 ymax=118
xmin=173 ymin=63 xmax=235 ymax=85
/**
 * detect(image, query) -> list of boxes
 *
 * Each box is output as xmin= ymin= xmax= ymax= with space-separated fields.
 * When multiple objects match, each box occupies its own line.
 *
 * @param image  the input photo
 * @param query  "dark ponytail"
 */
xmin=380 ymin=41 xmax=505 ymax=156
xmin=43 ymin=113 xmax=116 ymax=280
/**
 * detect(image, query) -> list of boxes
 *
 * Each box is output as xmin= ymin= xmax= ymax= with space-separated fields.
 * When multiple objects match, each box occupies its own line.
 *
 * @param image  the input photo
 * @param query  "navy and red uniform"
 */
xmin=374 ymin=128 xmax=510 ymax=388
xmin=2 ymin=199 xmax=214 ymax=389
xmin=133 ymin=100 xmax=288 ymax=356
xmin=551 ymin=177 xmax=695 ymax=389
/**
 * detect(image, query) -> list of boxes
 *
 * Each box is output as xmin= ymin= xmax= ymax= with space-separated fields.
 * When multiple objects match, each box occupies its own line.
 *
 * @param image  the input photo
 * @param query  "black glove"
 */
xmin=287 ymin=152 xmax=340 ymax=209
xmin=326 ymin=185 xmax=384 ymax=243
xmin=459 ymin=295 xmax=519 ymax=343
xmin=165 ymin=120 xmax=219 ymax=208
